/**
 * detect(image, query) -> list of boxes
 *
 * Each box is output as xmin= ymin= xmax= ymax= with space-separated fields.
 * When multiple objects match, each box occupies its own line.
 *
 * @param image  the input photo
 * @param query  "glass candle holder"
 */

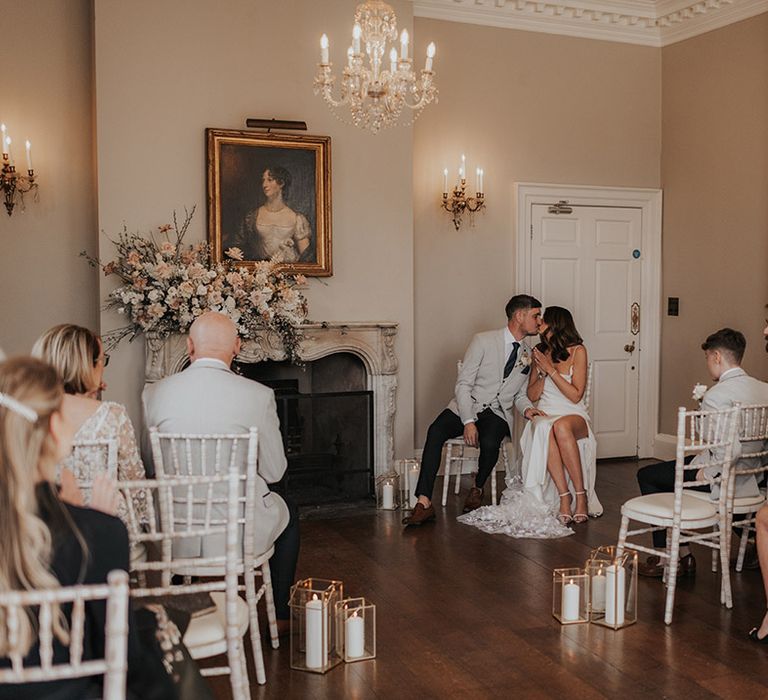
xmin=394 ymin=458 xmax=419 ymax=509
xmin=376 ymin=472 xmax=400 ymax=510
xmin=586 ymin=549 xmax=638 ymax=630
xmin=335 ymin=597 xmax=376 ymax=662
xmin=289 ymin=578 xmax=344 ymax=673
xmin=552 ymin=567 xmax=589 ymax=625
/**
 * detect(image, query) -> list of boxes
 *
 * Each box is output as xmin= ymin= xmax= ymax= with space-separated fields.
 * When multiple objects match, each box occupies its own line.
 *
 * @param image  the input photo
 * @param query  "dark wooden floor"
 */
xmin=209 ymin=459 xmax=768 ymax=699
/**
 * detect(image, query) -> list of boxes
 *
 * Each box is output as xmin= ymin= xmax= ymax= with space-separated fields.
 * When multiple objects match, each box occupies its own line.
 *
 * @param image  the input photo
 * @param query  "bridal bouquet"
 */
xmin=81 ymin=208 xmax=308 ymax=360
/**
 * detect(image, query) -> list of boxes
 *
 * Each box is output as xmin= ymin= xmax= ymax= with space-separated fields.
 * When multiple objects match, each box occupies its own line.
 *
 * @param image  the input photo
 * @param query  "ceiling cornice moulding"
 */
xmin=411 ymin=0 xmax=768 ymax=46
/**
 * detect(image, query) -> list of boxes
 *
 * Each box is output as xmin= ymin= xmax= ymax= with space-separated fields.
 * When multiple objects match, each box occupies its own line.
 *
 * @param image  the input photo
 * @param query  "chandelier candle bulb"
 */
xmin=0 ymin=124 xmax=6 ymax=155
xmin=25 ymin=140 xmax=32 ymax=172
xmin=5 ymin=137 xmax=13 ymax=166
xmin=352 ymin=23 xmax=362 ymax=54
xmin=425 ymin=42 xmax=435 ymax=71
xmin=320 ymin=34 xmax=329 ymax=64
xmin=389 ymin=47 xmax=397 ymax=74
xmin=443 ymin=168 xmax=448 ymax=195
xmin=400 ymin=28 xmax=409 ymax=59
xmin=479 ymin=168 xmax=484 ymax=193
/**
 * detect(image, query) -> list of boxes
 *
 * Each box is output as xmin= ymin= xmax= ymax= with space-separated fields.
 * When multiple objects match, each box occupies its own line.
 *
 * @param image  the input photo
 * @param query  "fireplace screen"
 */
xmin=235 ymin=355 xmax=374 ymax=506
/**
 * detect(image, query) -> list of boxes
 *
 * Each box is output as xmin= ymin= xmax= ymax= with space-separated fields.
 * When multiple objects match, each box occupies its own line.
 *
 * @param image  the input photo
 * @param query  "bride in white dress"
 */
xmin=458 ymin=306 xmax=602 ymax=538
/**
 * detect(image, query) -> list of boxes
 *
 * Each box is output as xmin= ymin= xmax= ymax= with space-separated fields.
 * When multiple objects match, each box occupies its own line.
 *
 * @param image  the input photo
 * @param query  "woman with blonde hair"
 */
xmin=32 ymin=325 xmax=148 ymax=538
xmin=0 ymin=357 xmax=175 ymax=698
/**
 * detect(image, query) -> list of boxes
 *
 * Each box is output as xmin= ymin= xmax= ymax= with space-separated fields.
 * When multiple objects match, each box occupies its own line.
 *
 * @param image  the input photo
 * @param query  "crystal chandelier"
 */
xmin=313 ymin=1 xmax=438 ymax=134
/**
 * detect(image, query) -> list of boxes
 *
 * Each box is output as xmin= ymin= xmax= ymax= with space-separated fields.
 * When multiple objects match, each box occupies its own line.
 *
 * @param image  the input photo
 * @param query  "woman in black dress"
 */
xmin=0 ymin=357 xmax=176 ymax=699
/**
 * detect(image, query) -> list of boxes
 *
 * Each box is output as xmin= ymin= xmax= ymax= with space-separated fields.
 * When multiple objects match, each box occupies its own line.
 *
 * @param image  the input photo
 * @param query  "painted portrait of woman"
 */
xmin=208 ymin=129 xmax=332 ymax=276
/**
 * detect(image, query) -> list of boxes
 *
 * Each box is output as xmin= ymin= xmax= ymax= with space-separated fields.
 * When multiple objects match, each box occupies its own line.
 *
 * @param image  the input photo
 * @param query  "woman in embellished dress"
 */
xmin=235 ymin=165 xmax=312 ymax=263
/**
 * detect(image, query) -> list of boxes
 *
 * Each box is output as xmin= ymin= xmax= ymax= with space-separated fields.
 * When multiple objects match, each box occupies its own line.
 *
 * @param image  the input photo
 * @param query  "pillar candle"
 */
xmin=591 ymin=568 xmax=606 ymax=613
xmin=562 ymin=579 xmax=580 ymax=622
xmin=408 ymin=466 xmax=419 ymax=508
xmin=305 ymin=594 xmax=326 ymax=669
xmin=605 ymin=565 xmax=626 ymax=626
xmin=382 ymin=482 xmax=394 ymax=509
xmin=345 ymin=611 xmax=365 ymax=659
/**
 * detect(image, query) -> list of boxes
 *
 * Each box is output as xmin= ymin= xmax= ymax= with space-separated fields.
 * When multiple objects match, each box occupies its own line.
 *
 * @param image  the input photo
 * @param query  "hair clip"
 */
xmin=0 ymin=392 xmax=38 ymax=423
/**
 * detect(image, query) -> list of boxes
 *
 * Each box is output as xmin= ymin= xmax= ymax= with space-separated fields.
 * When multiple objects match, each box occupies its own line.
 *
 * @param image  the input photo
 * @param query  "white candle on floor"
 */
xmin=382 ymin=482 xmax=394 ymax=509
xmin=562 ymin=579 xmax=580 ymax=621
xmin=345 ymin=610 xmax=365 ymax=659
xmin=591 ymin=567 xmax=606 ymax=613
xmin=605 ymin=564 xmax=626 ymax=626
xmin=305 ymin=594 xmax=326 ymax=669
xmin=408 ymin=466 xmax=419 ymax=508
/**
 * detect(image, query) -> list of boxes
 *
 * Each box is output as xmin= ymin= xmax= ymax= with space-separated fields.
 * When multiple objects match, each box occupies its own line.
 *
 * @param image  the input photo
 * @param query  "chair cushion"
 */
xmin=623 ymin=493 xmax=718 ymax=521
xmin=183 ymin=592 xmax=249 ymax=654
xmin=686 ymin=490 xmax=766 ymax=510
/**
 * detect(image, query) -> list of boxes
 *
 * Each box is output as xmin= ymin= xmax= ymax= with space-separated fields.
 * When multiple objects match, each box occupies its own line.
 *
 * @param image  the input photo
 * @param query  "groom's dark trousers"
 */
xmin=415 ymin=407 xmax=510 ymax=500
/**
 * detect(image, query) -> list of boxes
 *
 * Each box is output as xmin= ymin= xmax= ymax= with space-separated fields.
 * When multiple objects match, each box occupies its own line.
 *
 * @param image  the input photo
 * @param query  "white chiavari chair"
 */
xmin=617 ymin=406 xmax=739 ymax=624
xmin=149 ymin=427 xmax=277 ymax=686
xmin=0 ymin=570 xmax=130 ymax=699
xmin=117 ymin=464 xmax=250 ymax=699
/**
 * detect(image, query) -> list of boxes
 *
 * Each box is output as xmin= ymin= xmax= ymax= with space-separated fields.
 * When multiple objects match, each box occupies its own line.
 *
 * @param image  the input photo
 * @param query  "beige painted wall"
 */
xmin=660 ymin=14 xmax=768 ymax=433
xmin=0 ymin=0 xmax=97 ymax=356
xmin=94 ymin=0 xmax=415 ymax=456
xmin=413 ymin=18 xmax=661 ymax=440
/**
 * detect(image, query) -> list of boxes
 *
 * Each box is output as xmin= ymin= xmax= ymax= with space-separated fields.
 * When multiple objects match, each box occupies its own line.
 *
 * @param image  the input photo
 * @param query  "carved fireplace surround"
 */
xmin=144 ymin=322 xmax=398 ymax=477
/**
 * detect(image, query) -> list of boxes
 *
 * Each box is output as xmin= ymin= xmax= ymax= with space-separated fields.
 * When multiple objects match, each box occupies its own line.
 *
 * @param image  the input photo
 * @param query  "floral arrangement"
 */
xmin=81 ymin=208 xmax=308 ymax=360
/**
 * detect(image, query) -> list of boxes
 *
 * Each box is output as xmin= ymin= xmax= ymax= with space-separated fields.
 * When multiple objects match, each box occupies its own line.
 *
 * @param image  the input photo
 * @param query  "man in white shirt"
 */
xmin=403 ymin=295 xmax=545 ymax=526
xmin=637 ymin=328 xmax=768 ymax=577
xmin=142 ymin=312 xmax=298 ymax=629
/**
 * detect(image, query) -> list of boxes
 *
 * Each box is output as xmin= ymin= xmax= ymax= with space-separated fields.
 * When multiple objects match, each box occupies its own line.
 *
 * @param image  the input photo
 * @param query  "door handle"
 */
xmin=624 ymin=342 xmax=636 ymax=354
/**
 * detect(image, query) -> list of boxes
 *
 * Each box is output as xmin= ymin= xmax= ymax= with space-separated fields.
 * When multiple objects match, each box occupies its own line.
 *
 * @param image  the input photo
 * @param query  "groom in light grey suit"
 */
xmin=141 ymin=311 xmax=298 ymax=626
xmin=403 ymin=295 xmax=545 ymax=526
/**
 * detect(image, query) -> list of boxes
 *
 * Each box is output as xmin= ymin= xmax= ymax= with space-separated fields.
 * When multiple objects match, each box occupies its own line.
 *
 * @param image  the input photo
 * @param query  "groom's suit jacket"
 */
xmin=141 ymin=358 xmax=290 ymax=558
xmin=697 ymin=367 xmax=768 ymax=499
xmin=447 ymin=329 xmax=534 ymax=435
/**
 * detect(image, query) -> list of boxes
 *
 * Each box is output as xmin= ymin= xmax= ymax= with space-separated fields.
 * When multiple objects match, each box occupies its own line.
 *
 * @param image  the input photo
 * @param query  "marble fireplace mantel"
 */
xmin=144 ymin=321 xmax=398 ymax=477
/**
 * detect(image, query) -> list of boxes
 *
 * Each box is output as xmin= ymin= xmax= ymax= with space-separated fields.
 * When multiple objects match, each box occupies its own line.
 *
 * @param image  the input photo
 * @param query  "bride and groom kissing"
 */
xmin=403 ymin=294 xmax=601 ymax=535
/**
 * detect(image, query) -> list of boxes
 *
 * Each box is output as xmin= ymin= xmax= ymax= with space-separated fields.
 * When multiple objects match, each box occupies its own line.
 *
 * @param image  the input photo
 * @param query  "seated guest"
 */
xmin=403 ymin=295 xmax=545 ymax=526
xmin=32 ymin=325 xmax=148 ymax=538
xmin=637 ymin=328 xmax=768 ymax=577
xmin=748 ymin=320 xmax=768 ymax=642
xmin=0 ymin=357 xmax=176 ymax=699
xmin=142 ymin=311 xmax=298 ymax=633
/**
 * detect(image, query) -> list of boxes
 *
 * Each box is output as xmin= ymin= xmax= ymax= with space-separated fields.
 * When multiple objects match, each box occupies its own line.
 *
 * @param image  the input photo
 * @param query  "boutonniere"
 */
xmin=517 ymin=352 xmax=532 ymax=375
xmin=692 ymin=383 xmax=707 ymax=406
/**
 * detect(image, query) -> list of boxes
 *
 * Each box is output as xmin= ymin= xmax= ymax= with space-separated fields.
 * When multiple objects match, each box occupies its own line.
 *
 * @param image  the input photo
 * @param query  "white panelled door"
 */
xmin=530 ymin=204 xmax=642 ymax=458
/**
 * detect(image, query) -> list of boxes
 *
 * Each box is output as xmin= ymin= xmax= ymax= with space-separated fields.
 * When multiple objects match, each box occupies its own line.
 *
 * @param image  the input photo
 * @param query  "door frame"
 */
xmin=516 ymin=182 xmax=663 ymax=458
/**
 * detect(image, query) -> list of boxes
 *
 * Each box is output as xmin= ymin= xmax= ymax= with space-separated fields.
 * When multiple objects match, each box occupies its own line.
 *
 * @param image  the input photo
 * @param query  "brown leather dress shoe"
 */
xmin=402 ymin=502 xmax=436 ymax=526
xmin=463 ymin=487 xmax=484 ymax=513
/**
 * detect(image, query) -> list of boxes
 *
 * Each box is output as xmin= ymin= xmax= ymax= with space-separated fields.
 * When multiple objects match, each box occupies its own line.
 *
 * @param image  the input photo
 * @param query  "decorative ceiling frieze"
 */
xmin=412 ymin=0 xmax=768 ymax=46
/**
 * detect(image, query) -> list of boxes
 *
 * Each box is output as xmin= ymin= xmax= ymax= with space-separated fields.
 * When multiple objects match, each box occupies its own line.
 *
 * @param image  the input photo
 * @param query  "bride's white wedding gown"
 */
xmin=458 ymin=368 xmax=603 ymax=538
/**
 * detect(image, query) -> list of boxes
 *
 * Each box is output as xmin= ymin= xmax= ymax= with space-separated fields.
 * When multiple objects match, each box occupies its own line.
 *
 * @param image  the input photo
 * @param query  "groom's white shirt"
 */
xmin=447 ymin=327 xmax=534 ymax=435
xmin=141 ymin=356 xmax=290 ymax=557
xmin=696 ymin=366 xmax=768 ymax=499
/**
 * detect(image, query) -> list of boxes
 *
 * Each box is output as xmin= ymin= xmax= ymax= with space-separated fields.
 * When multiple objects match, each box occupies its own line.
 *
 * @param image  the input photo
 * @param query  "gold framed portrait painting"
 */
xmin=207 ymin=129 xmax=332 ymax=276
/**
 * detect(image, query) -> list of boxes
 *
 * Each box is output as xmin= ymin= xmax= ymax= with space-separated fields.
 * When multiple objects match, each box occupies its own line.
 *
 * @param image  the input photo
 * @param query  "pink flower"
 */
xmin=158 ymin=224 xmax=173 ymax=233
xmin=159 ymin=241 xmax=176 ymax=256
xmin=208 ymin=290 xmax=223 ymax=306
xmin=294 ymin=274 xmax=307 ymax=285
xmin=225 ymin=247 xmax=244 ymax=261
xmin=153 ymin=262 xmax=173 ymax=280
xmin=226 ymin=271 xmax=243 ymax=287
xmin=147 ymin=303 xmax=166 ymax=319
xmin=127 ymin=251 xmax=141 ymax=267
xmin=132 ymin=276 xmax=147 ymax=290
xmin=188 ymin=264 xmax=206 ymax=281
xmin=178 ymin=281 xmax=194 ymax=297
xmin=103 ymin=261 xmax=117 ymax=276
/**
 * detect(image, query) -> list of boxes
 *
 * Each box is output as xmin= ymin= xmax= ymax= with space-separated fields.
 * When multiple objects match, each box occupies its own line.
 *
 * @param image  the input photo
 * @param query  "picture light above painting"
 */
xmin=206 ymin=128 xmax=332 ymax=277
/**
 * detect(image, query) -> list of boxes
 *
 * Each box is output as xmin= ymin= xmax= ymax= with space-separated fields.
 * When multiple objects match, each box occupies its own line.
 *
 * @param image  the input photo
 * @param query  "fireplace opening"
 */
xmin=234 ymin=353 xmax=374 ymax=507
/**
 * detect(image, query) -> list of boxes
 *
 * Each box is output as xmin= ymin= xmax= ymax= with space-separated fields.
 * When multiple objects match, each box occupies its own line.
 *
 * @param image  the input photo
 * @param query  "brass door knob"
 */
xmin=624 ymin=342 xmax=636 ymax=354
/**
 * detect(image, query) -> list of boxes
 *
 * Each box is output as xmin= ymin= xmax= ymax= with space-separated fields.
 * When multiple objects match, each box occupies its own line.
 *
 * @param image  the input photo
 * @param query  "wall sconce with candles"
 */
xmin=0 ymin=123 xmax=37 ymax=217
xmin=442 ymin=154 xmax=485 ymax=230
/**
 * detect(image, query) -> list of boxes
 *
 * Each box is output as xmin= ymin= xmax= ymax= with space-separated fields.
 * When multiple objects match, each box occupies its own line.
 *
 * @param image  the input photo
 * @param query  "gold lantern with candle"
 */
xmin=335 ymin=597 xmax=376 ymax=662
xmin=288 ymin=578 xmax=344 ymax=673
xmin=376 ymin=472 xmax=400 ymax=510
xmin=394 ymin=458 xmax=420 ymax=509
xmin=585 ymin=546 xmax=637 ymax=630
xmin=552 ymin=567 xmax=589 ymax=625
